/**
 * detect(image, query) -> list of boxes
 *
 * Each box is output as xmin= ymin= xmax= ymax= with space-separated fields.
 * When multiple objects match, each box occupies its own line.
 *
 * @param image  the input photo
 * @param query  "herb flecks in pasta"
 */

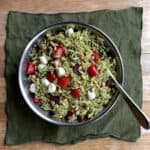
xmin=26 ymin=26 xmax=117 ymax=123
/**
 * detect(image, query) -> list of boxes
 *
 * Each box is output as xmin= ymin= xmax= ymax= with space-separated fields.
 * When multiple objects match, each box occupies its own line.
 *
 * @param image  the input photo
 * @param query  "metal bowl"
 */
xmin=18 ymin=21 xmax=124 ymax=126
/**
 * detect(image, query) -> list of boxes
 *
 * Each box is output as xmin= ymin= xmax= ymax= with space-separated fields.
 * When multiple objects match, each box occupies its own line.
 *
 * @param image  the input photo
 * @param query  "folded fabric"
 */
xmin=5 ymin=7 xmax=143 ymax=145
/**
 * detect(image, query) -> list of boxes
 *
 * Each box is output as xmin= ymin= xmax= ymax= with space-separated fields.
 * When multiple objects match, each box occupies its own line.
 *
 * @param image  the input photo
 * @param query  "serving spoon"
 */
xmin=108 ymin=70 xmax=150 ymax=129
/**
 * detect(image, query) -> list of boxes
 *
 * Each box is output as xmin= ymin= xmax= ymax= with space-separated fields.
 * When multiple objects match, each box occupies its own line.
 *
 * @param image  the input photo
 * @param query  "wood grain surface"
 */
xmin=0 ymin=0 xmax=150 ymax=150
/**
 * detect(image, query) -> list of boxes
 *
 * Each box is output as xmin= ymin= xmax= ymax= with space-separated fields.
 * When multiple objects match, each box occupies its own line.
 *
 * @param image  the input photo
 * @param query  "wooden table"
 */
xmin=0 ymin=0 xmax=150 ymax=149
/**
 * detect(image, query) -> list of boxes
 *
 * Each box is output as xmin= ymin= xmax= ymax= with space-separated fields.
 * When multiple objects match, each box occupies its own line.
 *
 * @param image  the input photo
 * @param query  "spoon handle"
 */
xmin=109 ymin=71 xmax=150 ymax=129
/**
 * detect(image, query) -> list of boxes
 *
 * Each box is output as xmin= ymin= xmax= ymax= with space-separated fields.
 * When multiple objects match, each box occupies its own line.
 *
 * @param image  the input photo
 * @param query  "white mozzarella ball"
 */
xmin=29 ymin=83 xmax=36 ymax=93
xmin=38 ymin=64 xmax=46 ymax=70
xmin=66 ymin=28 xmax=74 ymax=35
xmin=39 ymin=56 xmax=48 ymax=64
xmin=48 ymin=83 xmax=56 ymax=93
xmin=88 ymin=90 xmax=96 ymax=100
xmin=57 ymin=67 xmax=66 ymax=77
xmin=42 ymin=78 xmax=50 ymax=86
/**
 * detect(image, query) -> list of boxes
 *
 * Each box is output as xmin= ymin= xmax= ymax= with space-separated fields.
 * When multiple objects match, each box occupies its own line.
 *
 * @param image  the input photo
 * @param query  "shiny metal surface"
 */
xmin=18 ymin=22 xmax=124 ymax=126
xmin=108 ymin=70 xmax=150 ymax=129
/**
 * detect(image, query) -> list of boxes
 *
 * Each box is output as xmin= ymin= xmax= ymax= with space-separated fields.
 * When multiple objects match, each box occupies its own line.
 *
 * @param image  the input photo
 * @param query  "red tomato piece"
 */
xmin=66 ymin=111 xmax=73 ymax=117
xmin=106 ymin=79 xmax=113 ymax=87
xmin=33 ymin=96 xmax=40 ymax=104
xmin=58 ymin=76 xmax=71 ymax=89
xmin=77 ymin=115 xmax=85 ymax=122
xmin=71 ymin=88 xmax=81 ymax=98
xmin=87 ymin=65 xmax=99 ymax=77
xmin=65 ymin=111 xmax=73 ymax=120
xmin=53 ymin=44 xmax=65 ymax=59
xmin=92 ymin=52 xmax=100 ymax=62
xmin=27 ymin=62 xmax=35 ymax=75
xmin=47 ymin=72 xmax=57 ymax=82
xmin=50 ymin=95 xmax=60 ymax=104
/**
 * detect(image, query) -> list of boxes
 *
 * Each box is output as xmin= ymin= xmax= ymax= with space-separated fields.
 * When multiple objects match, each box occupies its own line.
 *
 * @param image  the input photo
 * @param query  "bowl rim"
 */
xmin=18 ymin=21 xmax=124 ymax=126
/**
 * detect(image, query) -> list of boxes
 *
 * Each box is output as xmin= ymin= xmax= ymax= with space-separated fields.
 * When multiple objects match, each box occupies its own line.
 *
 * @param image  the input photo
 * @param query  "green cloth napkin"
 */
xmin=5 ymin=7 xmax=143 ymax=145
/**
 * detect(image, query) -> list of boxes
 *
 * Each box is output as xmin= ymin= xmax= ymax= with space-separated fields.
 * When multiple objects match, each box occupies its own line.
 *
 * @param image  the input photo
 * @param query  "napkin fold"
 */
xmin=5 ymin=7 xmax=143 ymax=145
